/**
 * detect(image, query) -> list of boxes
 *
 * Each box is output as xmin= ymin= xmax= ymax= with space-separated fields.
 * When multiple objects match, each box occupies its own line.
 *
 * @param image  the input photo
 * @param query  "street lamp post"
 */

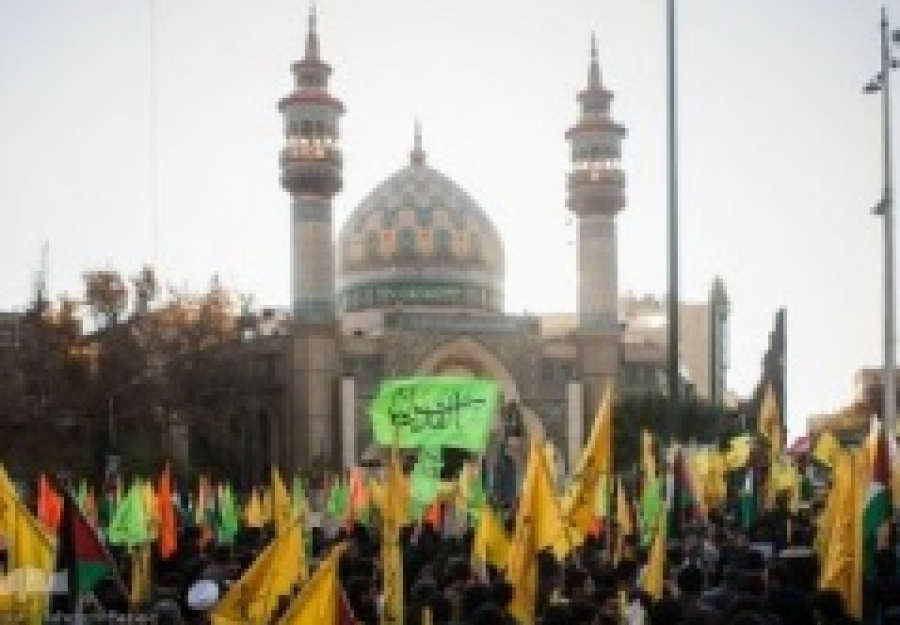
xmin=666 ymin=0 xmax=681 ymax=449
xmin=865 ymin=6 xmax=899 ymax=437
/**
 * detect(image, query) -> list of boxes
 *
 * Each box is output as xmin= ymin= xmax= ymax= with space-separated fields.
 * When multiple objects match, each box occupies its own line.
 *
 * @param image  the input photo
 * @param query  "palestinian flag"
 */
xmin=56 ymin=483 xmax=125 ymax=609
xmin=863 ymin=420 xmax=892 ymax=577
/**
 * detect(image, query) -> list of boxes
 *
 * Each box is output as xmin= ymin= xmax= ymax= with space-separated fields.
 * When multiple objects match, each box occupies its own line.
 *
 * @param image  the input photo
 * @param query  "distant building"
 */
xmin=806 ymin=367 xmax=886 ymax=446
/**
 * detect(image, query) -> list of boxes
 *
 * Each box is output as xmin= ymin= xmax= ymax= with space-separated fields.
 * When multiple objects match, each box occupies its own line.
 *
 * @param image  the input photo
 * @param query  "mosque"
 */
xmin=265 ymin=10 xmax=730 ymax=479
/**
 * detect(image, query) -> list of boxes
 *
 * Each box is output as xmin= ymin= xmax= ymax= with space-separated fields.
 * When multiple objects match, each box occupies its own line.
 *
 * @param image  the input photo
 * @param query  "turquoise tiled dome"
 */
xmin=337 ymin=162 xmax=504 ymax=313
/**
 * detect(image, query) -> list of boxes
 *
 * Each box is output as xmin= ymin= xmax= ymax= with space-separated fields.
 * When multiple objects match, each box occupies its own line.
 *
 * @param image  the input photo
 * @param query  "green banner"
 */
xmin=369 ymin=377 xmax=498 ymax=451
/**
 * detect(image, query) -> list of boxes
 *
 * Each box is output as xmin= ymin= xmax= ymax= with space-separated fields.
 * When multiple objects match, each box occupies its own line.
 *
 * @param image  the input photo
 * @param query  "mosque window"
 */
xmin=435 ymin=229 xmax=452 ymax=258
xmin=399 ymin=228 xmax=416 ymax=258
xmin=415 ymin=205 xmax=433 ymax=227
xmin=382 ymin=208 xmax=398 ymax=228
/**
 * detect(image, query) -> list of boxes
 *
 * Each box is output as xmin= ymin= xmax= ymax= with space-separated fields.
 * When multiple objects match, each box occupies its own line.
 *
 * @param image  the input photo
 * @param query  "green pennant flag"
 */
xmin=326 ymin=476 xmax=348 ymax=523
xmin=106 ymin=483 xmax=150 ymax=547
xmin=639 ymin=476 xmax=662 ymax=547
xmin=76 ymin=479 xmax=89 ymax=514
xmin=217 ymin=484 xmax=240 ymax=545
xmin=370 ymin=377 xmax=498 ymax=451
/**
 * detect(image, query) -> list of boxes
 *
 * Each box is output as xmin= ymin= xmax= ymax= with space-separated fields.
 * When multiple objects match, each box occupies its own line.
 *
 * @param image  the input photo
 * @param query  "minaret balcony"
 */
xmin=280 ymin=144 xmax=342 ymax=167
xmin=567 ymin=168 xmax=625 ymax=188
xmin=280 ymin=155 xmax=342 ymax=196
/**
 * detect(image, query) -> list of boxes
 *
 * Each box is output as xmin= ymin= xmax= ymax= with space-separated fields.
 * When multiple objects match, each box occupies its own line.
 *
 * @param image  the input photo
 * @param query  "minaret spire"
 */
xmin=411 ymin=119 xmax=426 ymax=166
xmin=304 ymin=3 xmax=320 ymax=62
xmin=589 ymin=32 xmax=600 ymax=90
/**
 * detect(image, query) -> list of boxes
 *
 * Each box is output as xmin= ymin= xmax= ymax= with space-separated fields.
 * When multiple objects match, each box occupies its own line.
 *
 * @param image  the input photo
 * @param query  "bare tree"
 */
xmin=83 ymin=269 xmax=128 ymax=329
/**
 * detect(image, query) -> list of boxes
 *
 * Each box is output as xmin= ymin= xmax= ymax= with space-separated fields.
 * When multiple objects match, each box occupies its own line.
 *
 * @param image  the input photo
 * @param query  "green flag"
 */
xmin=76 ymin=479 xmax=89 ymax=514
xmin=217 ymin=484 xmax=240 ymax=545
xmin=326 ymin=476 xmax=348 ymax=523
xmin=639 ymin=476 xmax=662 ymax=547
xmin=370 ymin=377 xmax=498 ymax=451
xmin=107 ymin=483 xmax=150 ymax=547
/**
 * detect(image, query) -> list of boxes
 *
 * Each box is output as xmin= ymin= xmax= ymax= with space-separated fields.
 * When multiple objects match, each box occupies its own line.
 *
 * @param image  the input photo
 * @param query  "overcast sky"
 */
xmin=0 ymin=0 xmax=893 ymax=438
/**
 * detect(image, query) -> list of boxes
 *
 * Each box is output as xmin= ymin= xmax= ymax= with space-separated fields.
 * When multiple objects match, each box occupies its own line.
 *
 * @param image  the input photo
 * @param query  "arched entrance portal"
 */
xmin=413 ymin=336 xmax=552 ymax=502
xmin=414 ymin=336 xmax=543 ymax=438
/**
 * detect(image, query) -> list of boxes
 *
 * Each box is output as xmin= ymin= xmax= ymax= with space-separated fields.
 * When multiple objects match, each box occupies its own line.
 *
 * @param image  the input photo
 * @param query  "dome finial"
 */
xmin=588 ymin=32 xmax=601 ymax=89
xmin=411 ymin=118 xmax=426 ymax=166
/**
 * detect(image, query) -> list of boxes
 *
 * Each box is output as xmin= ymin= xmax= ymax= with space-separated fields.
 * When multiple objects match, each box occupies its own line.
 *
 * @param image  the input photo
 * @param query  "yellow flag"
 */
xmin=724 ymin=435 xmax=753 ymax=470
xmin=616 ymin=477 xmax=633 ymax=537
xmin=244 ymin=488 xmax=264 ymax=529
xmin=613 ymin=476 xmax=633 ymax=564
xmin=260 ymin=488 xmax=273 ymax=525
xmin=641 ymin=430 xmax=656 ymax=489
xmin=195 ymin=476 xmax=210 ymax=527
xmin=271 ymin=467 xmax=293 ymax=534
xmin=0 ymin=465 xmax=55 ymax=624
xmin=758 ymin=383 xmax=783 ymax=454
xmin=130 ymin=543 xmax=152 ymax=608
xmin=211 ymin=521 xmax=306 ymax=624
xmin=562 ymin=384 xmax=613 ymax=535
xmin=143 ymin=481 xmax=158 ymax=540
xmin=818 ymin=447 xmax=864 ymax=620
xmin=691 ymin=450 xmax=728 ymax=510
xmin=277 ymin=542 xmax=347 ymax=625
xmin=472 ymin=504 xmax=509 ymax=571
xmin=813 ymin=431 xmax=841 ymax=469
xmin=641 ymin=516 xmax=667 ymax=601
xmin=505 ymin=439 xmax=567 ymax=623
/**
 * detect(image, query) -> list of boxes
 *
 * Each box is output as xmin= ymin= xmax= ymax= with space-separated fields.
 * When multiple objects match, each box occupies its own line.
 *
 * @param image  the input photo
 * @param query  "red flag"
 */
xmin=424 ymin=500 xmax=443 ymax=531
xmin=157 ymin=465 xmax=177 ymax=559
xmin=37 ymin=474 xmax=63 ymax=534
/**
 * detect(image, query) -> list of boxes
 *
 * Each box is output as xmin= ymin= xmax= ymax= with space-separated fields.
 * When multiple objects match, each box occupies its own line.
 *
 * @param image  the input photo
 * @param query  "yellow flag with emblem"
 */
xmin=562 ymin=384 xmax=613 ymax=536
xmin=0 ymin=465 xmax=55 ymax=624
xmin=276 ymin=542 xmax=347 ymax=625
xmin=505 ymin=438 xmax=567 ymax=623
xmin=211 ymin=520 xmax=306 ymax=624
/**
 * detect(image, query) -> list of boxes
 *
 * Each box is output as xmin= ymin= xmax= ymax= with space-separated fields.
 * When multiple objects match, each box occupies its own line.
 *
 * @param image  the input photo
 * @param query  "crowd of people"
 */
xmin=47 ymin=490 xmax=900 ymax=625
